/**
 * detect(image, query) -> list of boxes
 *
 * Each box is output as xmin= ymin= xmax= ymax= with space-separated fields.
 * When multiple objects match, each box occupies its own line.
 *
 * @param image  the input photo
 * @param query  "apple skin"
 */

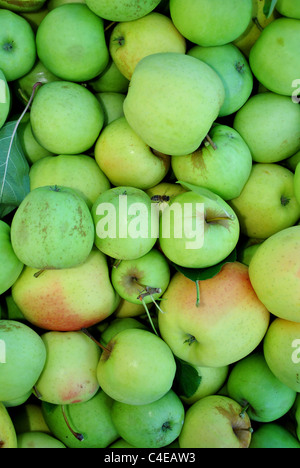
xmin=85 ymin=0 xmax=161 ymax=22
xmin=11 ymin=403 xmax=51 ymax=434
xmin=113 ymin=298 xmax=146 ymax=319
xmin=158 ymin=262 xmax=270 ymax=368
xmin=146 ymin=182 xmax=187 ymax=203
xmin=95 ymin=92 xmax=125 ymax=128
xmin=171 ymin=125 xmax=252 ymax=201
xmin=180 ymin=365 xmax=229 ymax=406
xmin=0 ymin=0 xmax=47 ymax=12
xmin=249 ymin=423 xmax=300 ymax=449
xmin=0 ymin=9 xmax=36 ymax=82
xmin=111 ymin=390 xmax=185 ymax=448
xmin=249 ymin=226 xmax=300 ymax=322
xmin=99 ymin=318 xmax=148 ymax=347
xmin=17 ymin=432 xmax=66 ymax=448
xmin=0 ymin=220 xmax=24 ymax=296
xmin=179 ymin=395 xmax=252 ymax=449
xmin=0 ymin=69 xmax=10 ymax=129
xmin=229 ymin=163 xmax=300 ymax=239
xmin=88 ymin=59 xmax=129 ymax=94
xmin=276 ymin=0 xmax=300 ymax=19
xmin=11 ymin=248 xmax=118 ymax=332
xmin=249 ymin=18 xmax=300 ymax=96
xmin=295 ymin=163 xmax=300 ymax=205
xmin=0 ymin=402 xmax=18 ymax=448
xmin=17 ymin=113 xmax=55 ymax=165
xmin=226 ymin=352 xmax=297 ymax=423
xmin=233 ymin=93 xmax=300 ymax=163
xmin=170 ymin=0 xmax=253 ymax=47
xmin=109 ymin=12 xmax=186 ymax=81
xmin=188 ymin=44 xmax=253 ymax=117
xmin=123 ymin=52 xmax=225 ymax=157
xmin=97 ymin=328 xmax=177 ymax=405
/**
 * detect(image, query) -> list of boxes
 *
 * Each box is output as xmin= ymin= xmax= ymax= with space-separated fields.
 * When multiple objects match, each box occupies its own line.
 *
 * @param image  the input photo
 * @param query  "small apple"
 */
xmin=0 ymin=68 xmax=10 ymax=129
xmin=113 ymin=298 xmax=146 ymax=319
xmin=276 ymin=0 xmax=300 ymax=19
xmin=0 ymin=402 xmax=18 ymax=448
xmin=290 ymin=394 xmax=300 ymax=443
xmin=179 ymin=395 xmax=252 ymax=449
xmin=249 ymin=422 xmax=300 ymax=449
xmin=99 ymin=317 xmax=148 ymax=346
xmin=95 ymin=92 xmax=125 ymax=127
xmin=17 ymin=432 xmax=66 ymax=448
xmin=17 ymin=114 xmax=55 ymax=165
xmin=85 ymin=0 xmax=161 ymax=22
xmin=0 ymin=9 xmax=36 ymax=82
xmin=295 ymin=163 xmax=300 ymax=205
xmin=88 ymin=59 xmax=129 ymax=94
xmin=146 ymin=182 xmax=187 ymax=204
xmin=123 ymin=52 xmax=225 ymax=157
xmin=0 ymin=220 xmax=23 ymax=296
xmin=11 ymin=403 xmax=51 ymax=434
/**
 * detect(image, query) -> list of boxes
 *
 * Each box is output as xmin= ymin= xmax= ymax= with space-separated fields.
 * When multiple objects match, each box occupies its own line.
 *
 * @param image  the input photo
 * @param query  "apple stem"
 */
xmin=32 ymin=385 xmax=42 ymax=399
xmin=240 ymin=403 xmax=250 ymax=418
xmin=81 ymin=328 xmax=111 ymax=354
xmin=33 ymin=269 xmax=45 ymax=278
xmin=140 ymin=298 xmax=159 ymax=336
xmin=205 ymin=134 xmax=217 ymax=150
xmin=253 ymin=17 xmax=264 ymax=32
xmin=61 ymin=405 xmax=84 ymax=442
xmin=195 ymin=280 xmax=200 ymax=307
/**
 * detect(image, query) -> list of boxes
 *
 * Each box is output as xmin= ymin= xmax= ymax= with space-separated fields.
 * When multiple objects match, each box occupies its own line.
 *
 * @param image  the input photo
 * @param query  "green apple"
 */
xmin=113 ymin=298 xmax=147 ymax=319
xmin=29 ymin=154 xmax=111 ymax=209
xmin=188 ymin=44 xmax=253 ymax=117
xmin=96 ymin=328 xmax=176 ymax=405
xmin=237 ymin=239 xmax=263 ymax=267
xmin=11 ymin=403 xmax=51 ymax=434
xmin=0 ymin=320 xmax=46 ymax=402
xmin=0 ymin=68 xmax=10 ymax=129
xmin=109 ymin=439 xmax=135 ymax=448
xmin=30 ymin=81 xmax=104 ymax=155
xmin=233 ymin=93 xmax=300 ymax=163
xmin=92 ymin=186 xmax=159 ymax=261
xmin=249 ymin=226 xmax=300 ymax=322
xmin=17 ymin=114 xmax=55 ymax=165
xmin=88 ymin=59 xmax=129 ymax=94
xmin=227 ymin=352 xmax=297 ymax=423
xmin=263 ymin=318 xmax=300 ymax=393
xmin=171 ymin=125 xmax=252 ymax=201
xmin=295 ymin=163 xmax=300 ymax=205
xmin=0 ymin=0 xmax=46 ymax=11
xmin=285 ymin=150 xmax=300 ymax=172
xmin=47 ymin=0 xmax=85 ymax=9
xmin=123 ymin=52 xmax=225 ymax=157
xmin=158 ymin=189 xmax=240 ymax=269
xmin=291 ymin=394 xmax=300 ymax=442
xmin=85 ymin=0 xmax=161 ymax=22
xmin=158 ymin=262 xmax=270 ymax=368
xmin=99 ymin=318 xmax=148 ymax=346
xmin=0 ymin=402 xmax=17 ymax=448
xmin=250 ymin=422 xmax=300 ymax=449
xmin=3 ymin=390 xmax=32 ymax=408
xmin=4 ymin=294 xmax=26 ymax=321
xmin=17 ymin=432 xmax=66 ymax=448
xmin=36 ymin=4 xmax=109 ymax=82
xmin=179 ymin=395 xmax=252 ymax=449
xmin=249 ymin=18 xmax=300 ymax=96
xmin=41 ymin=389 xmax=119 ymax=448
xmin=19 ymin=5 xmax=49 ymax=32
xmin=109 ymin=12 xmax=186 ymax=81
xmin=229 ymin=163 xmax=300 ymax=239
xmin=111 ymin=248 xmax=170 ymax=305
xmin=0 ymin=220 xmax=23 ymax=295
xmin=12 ymin=248 xmax=118 ymax=332
xmin=10 ymin=185 xmax=95 ymax=270
xmin=111 ymin=390 xmax=185 ymax=448
xmin=170 ymin=0 xmax=253 ymax=47
xmin=0 ymin=9 xmax=36 ymax=82
xmin=34 ymin=330 xmax=100 ymax=405
xmin=276 ymin=0 xmax=300 ymax=19
xmin=95 ymin=92 xmax=125 ymax=127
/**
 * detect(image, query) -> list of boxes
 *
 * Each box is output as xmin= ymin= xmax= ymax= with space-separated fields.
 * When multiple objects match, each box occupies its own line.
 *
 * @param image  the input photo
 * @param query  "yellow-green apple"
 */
xmin=11 ymin=248 xmax=118 ymax=331
xmin=41 ymin=389 xmax=119 ymax=448
xmin=0 ymin=0 xmax=46 ymax=11
xmin=146 ymin=182 xmax=187 ymax=204
xmin=249 ymin=422 xmax=300 ymax=449
xmin=95 ymin=92 xmax=125 ymax=127
xmin=113 ymin=298 xmax=146 ymax=319
xmin=229 ymin=163 xmax=300 ymax=239
xmin=109 ymin=12 xmax=186 ymax=81
xmin=263 ymin=318 xmax=300 ymax=392
xmin=85 ymin=0 xmax=161 ymax=21
xmin=249 ymin=226 xmax=300 ymax=322
xmin=34 ymin=330 xmax=100 ymax=405
xmin=170 ymin=0 xmax=252 ymax=46
xmin=96 ymin=328 xmax=176 ymax=405
xmin=0 ymin=69 xmax=10 ymax=129
xmin=0 ymin=402 xmax=17 ymax=448
xmin=249 ymin=18 xmax=300 ymax=96
xmin=10 ymin=185 xmax=95 ymax=270
xmin=94 ymin=117 xmax=170 ymax=190
xmin=17 ymin=432 xmax=66 ymax=448
xmin=179 ymin=395 xmax=252 ymax=449
xmin=11 ymin=403 xmax=51 ymax=434
xmin=226 ymin=352 xmax=297 ymax=423
xmin=158 ymin=262 xmax=270 ymax=368
xmin=234 ymin=93 xmax=300 ymax=163
xmin=29 ymin=154 xmax=111 ymax=209
xmin=237 ymin=239 xmax=263 ymax=266
xmin=276 ymin=0 xmax=300 ymax=18
xmin=3 ymin=390 xmax=32 ymax=408
xmin=158 ymin=188 xmax=240 ymax=269
xmin=0 ymin=320 xmax=46 ymax=402
xmin=30 ymin=81 xmax=104 ymax=155
xmin=0 ymin=220 xmax=23 ymax=295
xmin=92 ymin=186 xmax=159 ymax=261
xmin=188 ymin=44 xmax=253 ymax=117
xmin=99 ymin=318 xmax=148 ymax=347
xmin=17 ymin=114 xmax=54 ymax=165
xmin=19 ymin=5 xmax=49 ymax=32
xmin=123 ymin=52 xmax=225 ymax=157
xmin=36 ymin=4 xmax=109 ymax=82
xmin=88 ymin=59 xmax=129 ymax=94
xmin=0 ymin=9 xmax=36 ymax=82
xmin=111 ymin=390 xmax=185 ymax=448
xmin=171 ymin=125 xmax=252 ymax=201
xmin=295 ymin=163 xmax=300 ymax=205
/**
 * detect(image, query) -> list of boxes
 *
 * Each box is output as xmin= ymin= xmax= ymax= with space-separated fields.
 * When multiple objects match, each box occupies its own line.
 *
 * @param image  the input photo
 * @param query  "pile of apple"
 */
xmin=0 ymin=0 xmax=300 ymax=450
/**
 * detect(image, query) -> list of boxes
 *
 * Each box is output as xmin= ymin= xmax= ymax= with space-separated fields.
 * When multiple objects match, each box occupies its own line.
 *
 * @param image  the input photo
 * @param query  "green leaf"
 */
xmin=0 ymin=120 xmax=30 ymax=218
xmin=263 ymin=0 xmax=278 ymax=18
xmin=173 ymin=358 xmax=201 ymax=399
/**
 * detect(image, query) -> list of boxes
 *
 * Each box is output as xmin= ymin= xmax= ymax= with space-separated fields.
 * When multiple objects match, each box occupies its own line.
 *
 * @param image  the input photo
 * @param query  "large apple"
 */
xmin=171 ymin=124 xmax=252 ymax=201
xmin=249 ymin=226 xmax=300 ymax=322
xmin=249 ymin=18 xmax=300 ymax=96
xmin=17 ymin=432 xmax=66 ymax=448
xmin=123 ymin=52 xmax=225 ymax=156
xmin=169 ymin=0 xmax=253 ymax=47
xmin=95 ymin=92 xmax=125 ymax=127
xmin=229 ymin=163 xmax=300 ymax=239
xmin=0 ymin=69 xmax=10 ymax=129
xmin=0 ymin=9 xmax=36 ymax=82
xmin=85 ymin=0 xmax=161 ymax=22
xmin=233 ymin=92 xmax=300 ymax=163
xmin=109 ymin=12 xmax=186 ymax=81
xmin=0 ymin=220 xmax=23 ymax=296
xmin=276 ymin=0 xmax=300 ymax=19
xmin=188 ymin=44 xmax=253 ymax=117
xmin=158 ymin=262 xmax=270 ymax=368
xmin=36 ymin=3 xmax=109 ymax=82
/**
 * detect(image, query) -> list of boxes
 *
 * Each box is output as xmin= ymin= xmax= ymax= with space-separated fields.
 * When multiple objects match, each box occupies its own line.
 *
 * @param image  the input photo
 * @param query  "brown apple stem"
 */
xmin=61 ymin=405 xmax=84 ymax=442
xmin=32 ymin=385 xmax=42 ymax=399
xmin=253 ymin=17 xmax=264 ymax=32
xmin=205 ymin=134 xmax=217 ymax=150
xmin=81 ymin=328 xmax=111 ymax=354
xmin=240 ymin=403 xmax=250 ymax=419
xmin=34 ymin=269 xmax=45 ymax=278
xmin=195 ymin=280 xmax=200 ymax=307
xmin=104 ymin=21 xmax=116 ymax=31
